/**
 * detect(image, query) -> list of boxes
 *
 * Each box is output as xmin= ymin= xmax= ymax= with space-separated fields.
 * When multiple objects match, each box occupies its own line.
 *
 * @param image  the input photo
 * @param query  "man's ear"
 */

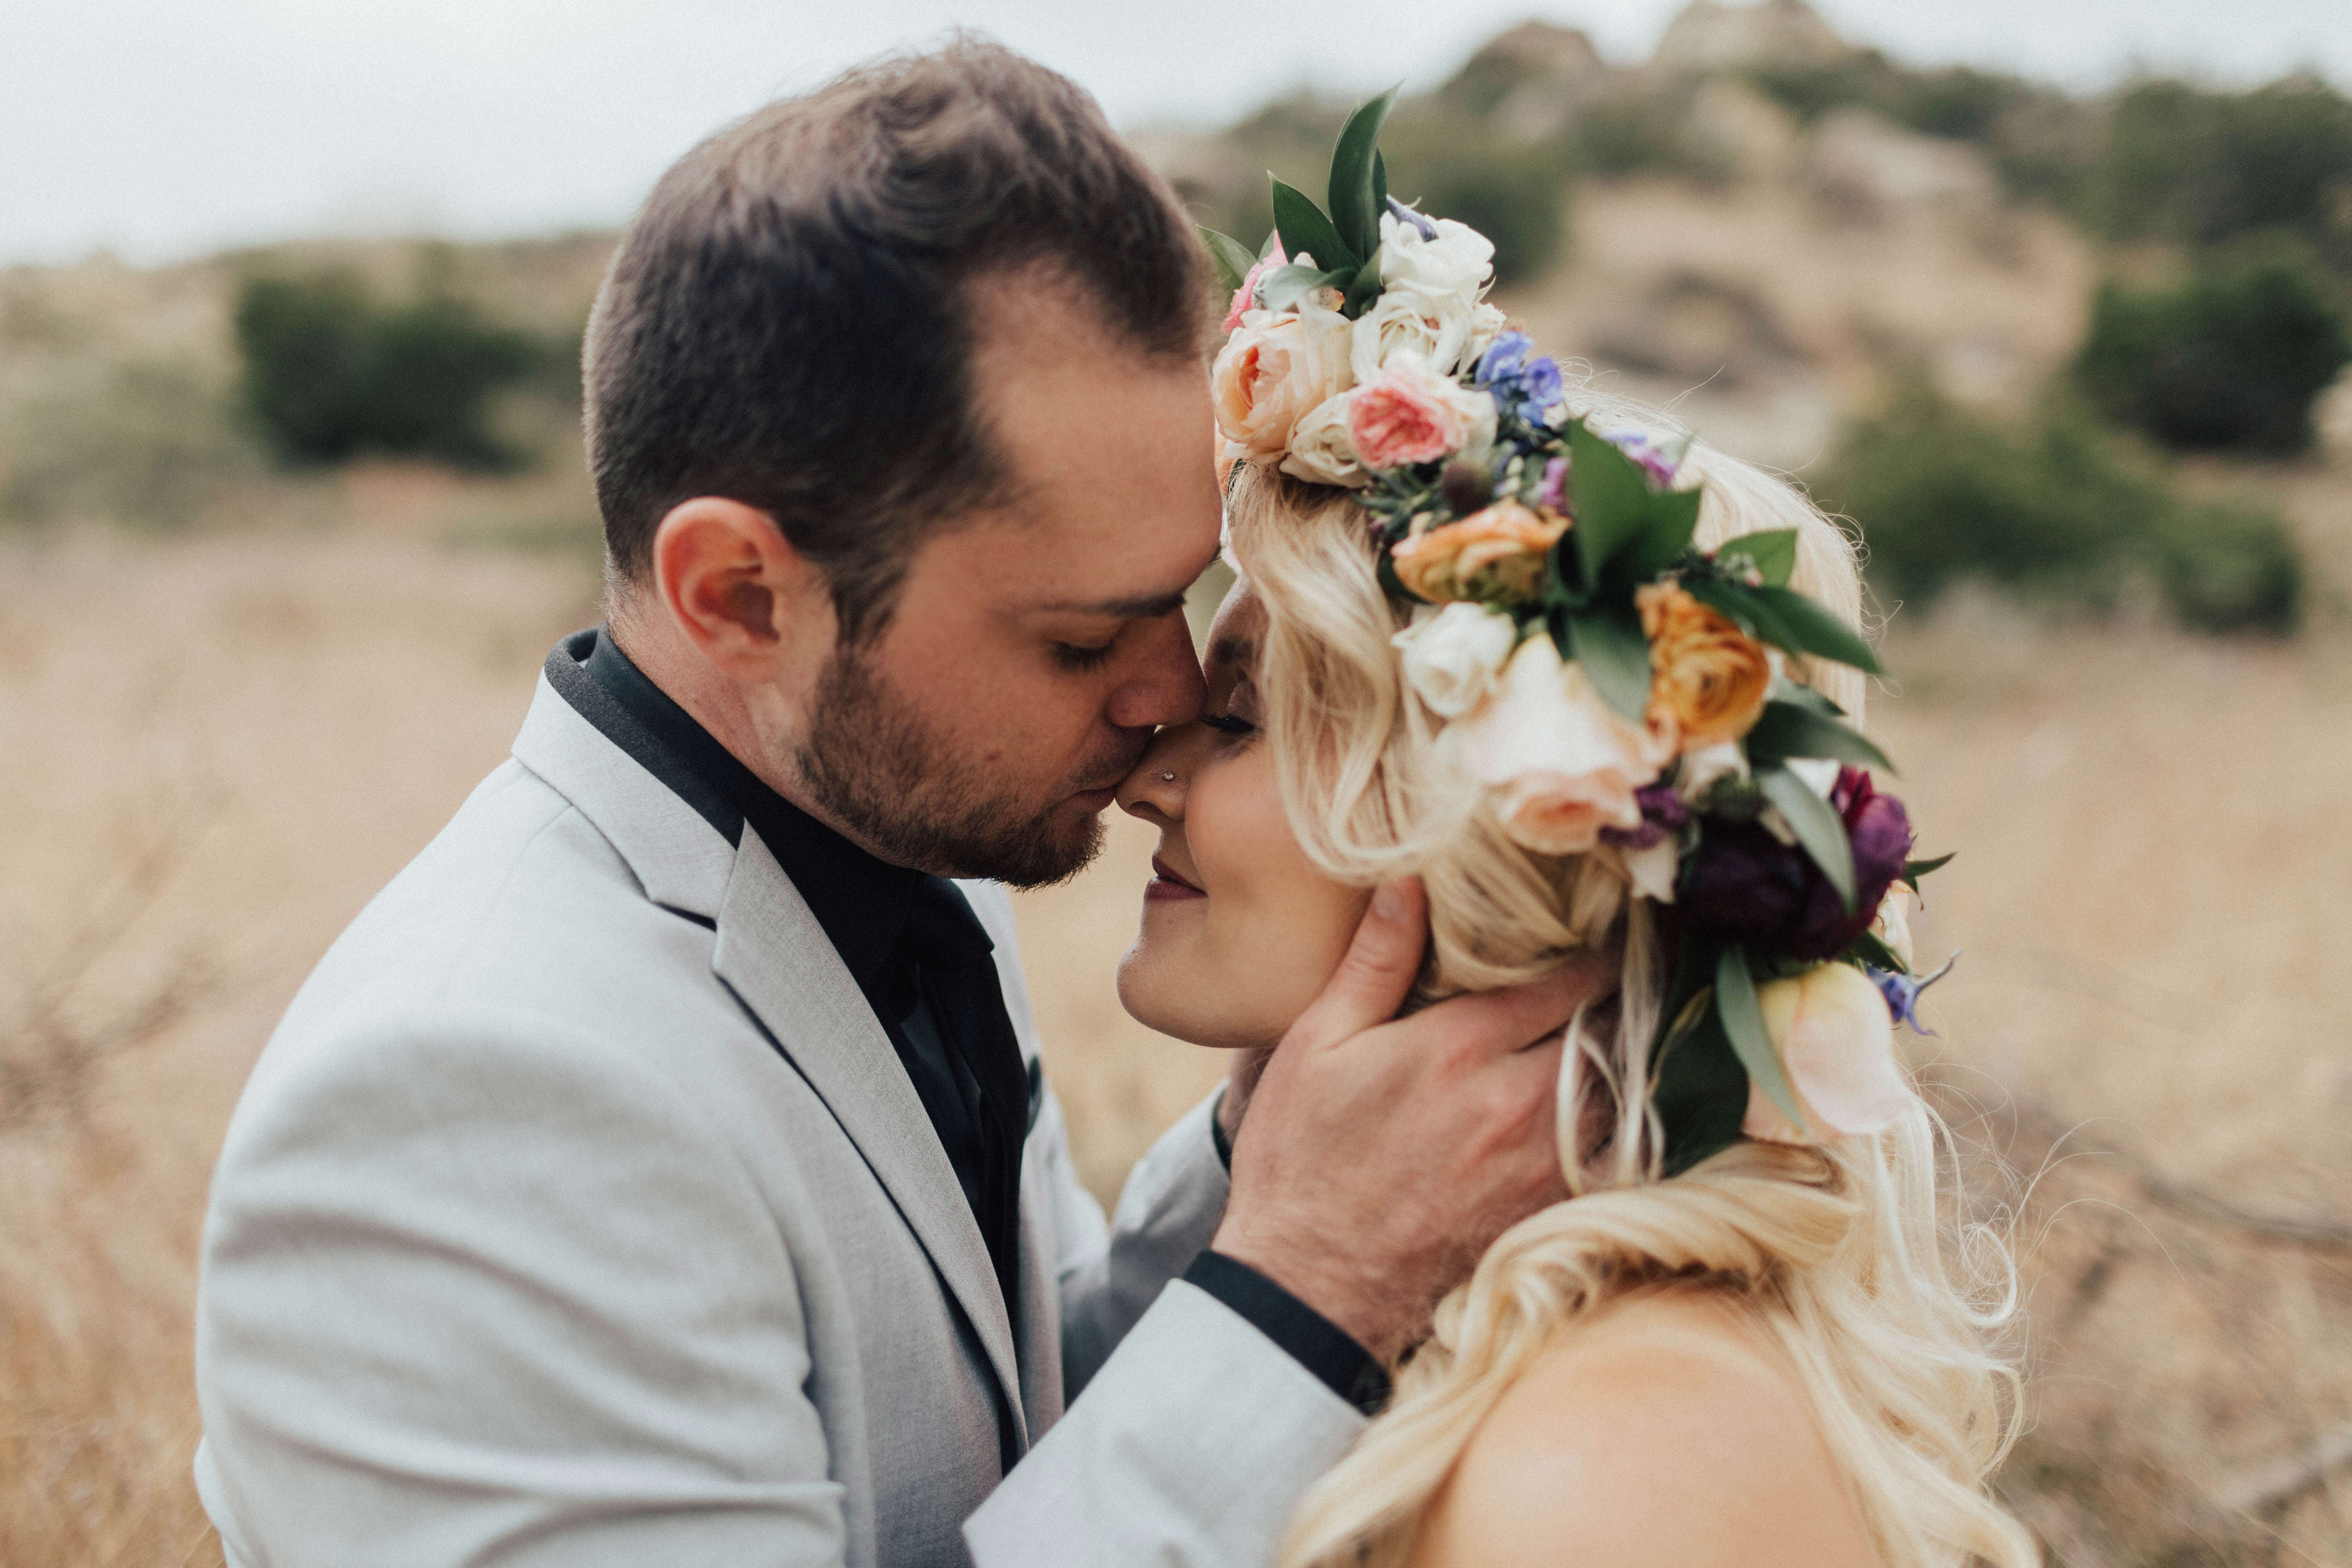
xmin=649 ymin=497 xmax=837 ymax=682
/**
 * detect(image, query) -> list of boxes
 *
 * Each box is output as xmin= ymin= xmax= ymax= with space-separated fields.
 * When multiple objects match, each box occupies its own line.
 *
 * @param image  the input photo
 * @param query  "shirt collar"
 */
xmin=556 ymin=626 xmax=925 ymax=994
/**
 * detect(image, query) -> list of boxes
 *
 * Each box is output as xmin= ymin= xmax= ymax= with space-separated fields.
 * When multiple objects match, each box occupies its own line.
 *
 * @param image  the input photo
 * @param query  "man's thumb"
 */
xmin=1287 ymin=876 xmax=1428 ymax=1049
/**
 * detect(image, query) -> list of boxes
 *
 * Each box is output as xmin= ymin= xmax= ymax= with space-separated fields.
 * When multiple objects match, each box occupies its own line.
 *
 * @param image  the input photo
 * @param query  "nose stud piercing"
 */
xmin=1160 ymin=771 xmax=1177 ymax=782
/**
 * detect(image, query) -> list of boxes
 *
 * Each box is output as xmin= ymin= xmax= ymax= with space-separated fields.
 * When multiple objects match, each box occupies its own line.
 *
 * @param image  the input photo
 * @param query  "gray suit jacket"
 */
xmin=193 ymin=673 xmax=1365 ymax=1567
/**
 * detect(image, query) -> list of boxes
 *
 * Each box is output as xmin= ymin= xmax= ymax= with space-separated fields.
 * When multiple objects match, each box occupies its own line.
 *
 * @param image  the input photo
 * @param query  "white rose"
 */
xmin=1377 ymin=211 xmax=1494 ymax=304
xmin=1392 ymin=601 xmax=1517 ymax=718
xmin=1351 ymin=286 xmax=1475 ymax=382
xmin=1465 ymin=302 xmax=1507 ymax=369
xmin=1741 ymin=962 xmax=1910 ymax=1144
xmin=1280 ymin=392 xmax=1370 ymax=489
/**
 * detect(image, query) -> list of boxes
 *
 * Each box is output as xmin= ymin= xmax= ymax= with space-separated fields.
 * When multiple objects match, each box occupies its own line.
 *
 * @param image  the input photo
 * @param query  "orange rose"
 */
xmin=1389 ymin=502 xmax=1567 ymax=606
xmin=1637 ymin=581 xmax=1772 ymax=748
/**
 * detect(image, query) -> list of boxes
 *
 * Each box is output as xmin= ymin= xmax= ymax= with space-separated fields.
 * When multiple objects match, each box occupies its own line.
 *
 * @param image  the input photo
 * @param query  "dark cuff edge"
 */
xmin=1183 ymin=1250 xmax=1390 ymax=1417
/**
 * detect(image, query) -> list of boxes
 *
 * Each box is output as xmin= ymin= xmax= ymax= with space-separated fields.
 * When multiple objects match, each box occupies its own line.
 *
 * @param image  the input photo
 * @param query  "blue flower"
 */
xmin=1474 ymin=332 xmax=1564 ymax=424
xmin=1865 ymin=954 xmax=1956 ymax=1035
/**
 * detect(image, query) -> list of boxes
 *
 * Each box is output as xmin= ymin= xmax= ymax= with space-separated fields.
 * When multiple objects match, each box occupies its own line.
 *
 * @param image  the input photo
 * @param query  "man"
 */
xmin=193 ymin=42 xmax=1606 ymax=1567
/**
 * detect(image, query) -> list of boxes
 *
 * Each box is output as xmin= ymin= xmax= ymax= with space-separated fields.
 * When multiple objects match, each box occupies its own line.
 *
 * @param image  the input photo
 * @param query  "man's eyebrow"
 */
xmin=1036 ymin=589 xmax=1191 ymax=619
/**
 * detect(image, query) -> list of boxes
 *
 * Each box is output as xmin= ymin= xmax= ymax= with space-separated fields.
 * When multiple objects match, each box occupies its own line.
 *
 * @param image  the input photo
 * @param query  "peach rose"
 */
xmin=1221 ymin=243 xmax=1287 ymax=334
xmin=1390 ymin=501 xmax=1566 ymax=606
xmin=1637 ymin=581 xmax=1773 ymax=749
xmin=1462 ymin=636 xmax=1673 ymax=856
xmin=1345 ymin=352 xmax=1495 ymax=471
xmin=1211 ymin=301 xmax=1353 ymax=459
xmin=1740 ymin=961 xmax=1911 ymax=1144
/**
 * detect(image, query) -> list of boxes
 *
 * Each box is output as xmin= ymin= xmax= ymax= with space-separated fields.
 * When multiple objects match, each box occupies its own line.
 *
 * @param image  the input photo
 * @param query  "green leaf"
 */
xmin=1725 ymin=528 xmax=1799 ymax=587
xmin=1257 ymin=227 xmax=1285 ymax=262
xmin=1742 ymin=701 xmax=1896 ymax=773
xmin=1845 ymin=929 xmax=1907 ymax=973
xmin=1270 ymin=178 xmax=1354 ymax=272
xmin=1757 ymin=763 xmax=1857 ymax=910
xmin=1373 ymin=149 xmax=1389 ymax=214
xmin=1343 ymin=255 xmax=1386 ymax=316
xmin=1200 ymin=226 xmax=1256 ymax=298
xmin=1649 ymin=934 xmax=1747 ymax=1177
xmin=1327 ymin=87 xmax=1400 ymax=266
xmin=1748 ymin=585 xmax=1882 ymax=674
xmin=1767 ymin=677 xmax=1845 ymax=717
xmin=1567 ymin=421 xmax=1655 ymax=586
xmin=1567 ymin=604 xmax=1653 ymax=724
xmin=1901 ymin=852 xmax=1956 ymax=889
xmin=1258 ymin=264 xmax=1354 ymax=313
xmin=1619 ymin=486 xmax=1702 ymax=579
xmin=1680 ymin=576 xmax=1804 ymax=653
xmin=1717 ymin=947 xmax=1806 ymax=1136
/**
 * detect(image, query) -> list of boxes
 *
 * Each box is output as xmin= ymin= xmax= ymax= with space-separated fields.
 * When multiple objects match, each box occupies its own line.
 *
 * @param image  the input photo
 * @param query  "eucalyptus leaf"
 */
xmin=1258 ymin=264 xmax=1355 ymax=313
xmin=1619 ymin=486 xmax=1702 ymax=579
xmin=1742 ymin=701 xmax=1895 ymax=773
xmin=1757 ymin=763 xmax=1857 ymax=910
xmin=1717 ymin=947 xmax=1806 ymax=1135
xmin=1257 ymin=227 xmax=1284 ymax=262
xmin=1200 ymin=226 xmax=1256 ymax=298
xmin=1726 ymin=528 xmax=1800 ymax=588
xmin=1328 ymin=87 xmax=1400 ymax=266
xmin=1270 ymin=178 xmax=1354 ymax=272
xmin=1748 ymin=585 xmax=1883 ymax=674
xmin=1567 ymin=421 xmax=1654 ymax=586
xmin=1901 ymin=852 xmax=1956 ymax=889
xmin=1567 ymin=604 xmax=1654 ymax=724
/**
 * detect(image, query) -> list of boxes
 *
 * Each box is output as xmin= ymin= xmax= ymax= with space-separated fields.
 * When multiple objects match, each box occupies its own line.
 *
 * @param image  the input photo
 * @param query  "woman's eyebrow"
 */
xmin=1208 ymin=635 xmax=1255 ymax=668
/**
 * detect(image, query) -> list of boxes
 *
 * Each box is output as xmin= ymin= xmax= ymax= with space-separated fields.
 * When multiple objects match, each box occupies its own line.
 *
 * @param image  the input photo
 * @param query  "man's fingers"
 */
xmin=1284 ymin=876 xmax=1428 ymax=1050
xmin=1426 ymin=946 xmax=1622 ymax=1061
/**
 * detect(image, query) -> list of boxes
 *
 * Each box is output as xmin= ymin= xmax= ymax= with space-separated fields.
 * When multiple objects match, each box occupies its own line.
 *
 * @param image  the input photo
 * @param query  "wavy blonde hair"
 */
xmin=1227 ymin=385 xmax=2036 ymax=1568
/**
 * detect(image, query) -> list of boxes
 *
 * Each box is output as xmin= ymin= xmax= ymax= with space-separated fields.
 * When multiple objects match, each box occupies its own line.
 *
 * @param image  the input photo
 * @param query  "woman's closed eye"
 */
xmin=1200 ymin=710 xmax=1256 ymax=737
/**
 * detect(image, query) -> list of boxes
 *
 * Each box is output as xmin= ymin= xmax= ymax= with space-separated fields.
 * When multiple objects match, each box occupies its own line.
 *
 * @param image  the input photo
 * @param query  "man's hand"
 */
xmin=1209 ymin=877 xmax=1619 ymax=1363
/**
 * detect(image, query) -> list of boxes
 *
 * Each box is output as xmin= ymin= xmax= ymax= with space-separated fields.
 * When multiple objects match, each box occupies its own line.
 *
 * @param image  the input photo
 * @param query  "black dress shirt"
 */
xmin=543 ymin=628 xmax=1389 ymax=1419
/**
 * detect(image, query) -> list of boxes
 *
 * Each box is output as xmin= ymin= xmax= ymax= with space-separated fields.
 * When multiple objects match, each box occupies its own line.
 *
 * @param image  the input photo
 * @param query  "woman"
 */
xmin=1111 ymin=110 xmax=2037 ymax=1568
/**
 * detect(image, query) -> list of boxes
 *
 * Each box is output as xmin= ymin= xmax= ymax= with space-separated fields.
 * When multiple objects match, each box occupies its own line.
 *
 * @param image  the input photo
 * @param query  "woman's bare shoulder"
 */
xmin=1407 ymin=1290 xmax=1878 ymax=1568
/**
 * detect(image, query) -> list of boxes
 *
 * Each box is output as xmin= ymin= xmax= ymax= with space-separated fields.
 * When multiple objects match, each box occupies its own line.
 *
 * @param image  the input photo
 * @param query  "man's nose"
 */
xmin=1105 ymin=612 xmax=1206 ymax=731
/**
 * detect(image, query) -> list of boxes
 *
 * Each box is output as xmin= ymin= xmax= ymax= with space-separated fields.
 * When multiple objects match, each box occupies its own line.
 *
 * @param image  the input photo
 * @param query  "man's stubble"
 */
xmin=795 ymin=647 xmax=1128 ymax=890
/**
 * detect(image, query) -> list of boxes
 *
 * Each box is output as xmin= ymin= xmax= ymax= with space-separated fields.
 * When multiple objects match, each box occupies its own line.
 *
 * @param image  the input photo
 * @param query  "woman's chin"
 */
xmin=1116 ymin=942 xmax=1259 ymax=1050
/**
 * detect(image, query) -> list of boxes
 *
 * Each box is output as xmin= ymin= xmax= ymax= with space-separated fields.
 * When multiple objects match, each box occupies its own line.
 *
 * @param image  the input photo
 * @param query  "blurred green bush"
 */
xmin=2074 ymin=245 xmax=2352 ymax=453
xmin=1822 ymin=380 xmax=2305 ymax=636
xmin=233 ymin=272 xmax=544 ymax=470
xmin=2099 ymin=78 xmax=2352 ymax=259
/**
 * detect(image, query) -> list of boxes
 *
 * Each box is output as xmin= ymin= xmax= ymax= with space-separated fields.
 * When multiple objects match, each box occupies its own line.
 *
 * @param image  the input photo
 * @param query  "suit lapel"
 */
xmin=712 ymin=828 xmax=1028 ymax=1451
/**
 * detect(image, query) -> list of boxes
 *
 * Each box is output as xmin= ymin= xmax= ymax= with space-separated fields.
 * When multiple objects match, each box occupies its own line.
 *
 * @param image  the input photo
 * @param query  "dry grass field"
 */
xmin=4 ymin=180 xmax=2352 ymax=1562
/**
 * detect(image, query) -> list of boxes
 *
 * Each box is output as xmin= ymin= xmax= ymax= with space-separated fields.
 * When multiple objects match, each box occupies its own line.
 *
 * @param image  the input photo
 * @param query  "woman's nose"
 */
xmin=1115 ymin=728 xmax=1189 ymax=822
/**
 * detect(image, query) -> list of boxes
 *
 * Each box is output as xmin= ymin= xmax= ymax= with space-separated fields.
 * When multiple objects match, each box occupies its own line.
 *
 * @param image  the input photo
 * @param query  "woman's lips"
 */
xmin=1145 ymin=857 xmax=1206 ymax=902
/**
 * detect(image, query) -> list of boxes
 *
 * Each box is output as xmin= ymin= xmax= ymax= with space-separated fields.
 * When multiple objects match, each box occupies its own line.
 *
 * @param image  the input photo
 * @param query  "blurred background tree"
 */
xmin=233 ymin=269 xmax=546 ymax=470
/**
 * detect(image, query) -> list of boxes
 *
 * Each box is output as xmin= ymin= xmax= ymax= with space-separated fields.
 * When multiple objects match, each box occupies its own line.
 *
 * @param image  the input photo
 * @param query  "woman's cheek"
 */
xmin=1193 ymin=749 xmax=1368 ymax=1027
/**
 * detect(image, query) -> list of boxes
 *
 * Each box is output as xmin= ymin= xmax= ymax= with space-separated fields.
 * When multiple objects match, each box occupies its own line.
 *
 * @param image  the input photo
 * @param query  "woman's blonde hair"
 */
xmin=1227 ymin=381 xmax=2037 ymax=1568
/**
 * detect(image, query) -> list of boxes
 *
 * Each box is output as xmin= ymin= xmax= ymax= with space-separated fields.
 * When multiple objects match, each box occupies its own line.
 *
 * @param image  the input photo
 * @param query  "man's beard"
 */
xmin=795 ymin=648 xmax=1127 ymax=890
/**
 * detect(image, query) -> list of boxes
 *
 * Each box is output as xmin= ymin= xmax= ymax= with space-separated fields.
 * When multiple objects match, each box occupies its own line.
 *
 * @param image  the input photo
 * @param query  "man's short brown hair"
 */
xmin=583 ymin=40 xmax=1206 ymax=642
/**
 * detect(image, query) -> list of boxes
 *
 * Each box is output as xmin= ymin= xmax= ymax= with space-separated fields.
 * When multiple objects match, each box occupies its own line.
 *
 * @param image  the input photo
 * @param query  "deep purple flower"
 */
xmin=1600 ymin=784 xmax=1693 ymax=851
xmin=1680 ymin=767 xmax=1915 ymax=960
xmin=1867 ymin=953 xmax=1955 ymax=1035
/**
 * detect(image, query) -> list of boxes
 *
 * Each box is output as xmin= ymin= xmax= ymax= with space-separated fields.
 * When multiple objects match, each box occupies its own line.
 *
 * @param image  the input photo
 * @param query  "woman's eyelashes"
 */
xmin=1200 ymin=710 xmax=1256 ymax=737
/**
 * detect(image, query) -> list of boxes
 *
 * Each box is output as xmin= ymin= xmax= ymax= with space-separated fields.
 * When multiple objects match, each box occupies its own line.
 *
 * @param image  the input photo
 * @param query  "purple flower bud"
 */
xmin=1599 ymin=785 xmax=1693 ymax=852
xmin=1386 ymin=196 xmax=1439 ymax=242
xmin=1867 ymin=953 xmax=1955 ymax=1035
xmin=1537 ymin=456 xmax=1569 ymax=512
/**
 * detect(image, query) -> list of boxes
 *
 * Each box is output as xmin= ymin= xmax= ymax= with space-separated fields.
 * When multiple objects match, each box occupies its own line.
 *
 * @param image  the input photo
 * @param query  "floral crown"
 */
xmin=1204 ymin=94 xmax=1952 ymax=1174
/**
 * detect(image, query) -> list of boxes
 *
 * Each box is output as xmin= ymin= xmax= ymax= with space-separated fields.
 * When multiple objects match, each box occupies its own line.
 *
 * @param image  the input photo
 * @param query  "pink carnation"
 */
xmin=1221 ymin=244 xmax=1287 ymax=334
xmin=1348 ymin=359 xmax=1470 ymax=470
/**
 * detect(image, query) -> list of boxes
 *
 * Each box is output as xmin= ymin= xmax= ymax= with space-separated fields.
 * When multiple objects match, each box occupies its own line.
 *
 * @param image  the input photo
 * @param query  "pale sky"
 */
xmin=5 ymin=0 xmax=2348 ymax=267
